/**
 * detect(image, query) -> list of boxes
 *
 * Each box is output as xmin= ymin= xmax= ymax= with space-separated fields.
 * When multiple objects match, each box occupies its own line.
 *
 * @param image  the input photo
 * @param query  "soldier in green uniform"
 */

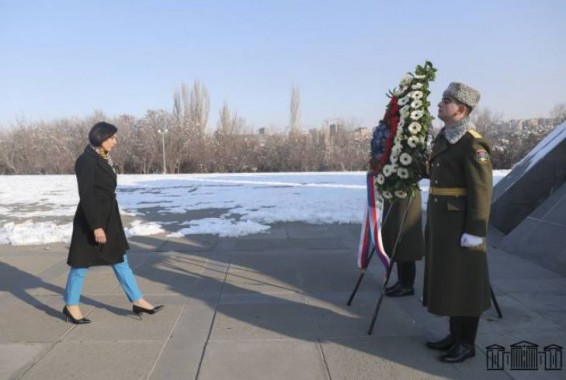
xmin=423 ymin=82 xmax=493 ymax=363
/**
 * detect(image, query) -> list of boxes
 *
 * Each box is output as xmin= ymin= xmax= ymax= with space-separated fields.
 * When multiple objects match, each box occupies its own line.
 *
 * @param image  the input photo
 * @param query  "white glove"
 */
xmin=460 ymin=233 xmax=483 ymax=247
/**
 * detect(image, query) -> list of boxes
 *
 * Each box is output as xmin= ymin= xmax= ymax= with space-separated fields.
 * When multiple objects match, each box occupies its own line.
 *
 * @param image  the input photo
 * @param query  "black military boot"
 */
xmin=426 ymin=334 xmax=455 ymax=351
xmin=385 ymin=286 xmax=414 ymax=297
xmin=440 ymin=342 xmax=475 ymax=363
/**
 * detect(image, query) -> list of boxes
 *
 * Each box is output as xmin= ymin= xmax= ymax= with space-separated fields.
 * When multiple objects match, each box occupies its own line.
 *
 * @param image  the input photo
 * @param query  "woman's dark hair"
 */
xmin=88 ymin=122 xmax=118 ymax=147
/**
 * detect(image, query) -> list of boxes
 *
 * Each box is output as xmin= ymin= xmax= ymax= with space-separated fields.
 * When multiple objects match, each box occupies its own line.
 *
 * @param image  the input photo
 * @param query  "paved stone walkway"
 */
xmin=1 ymin=223 xmax=565 ymax=379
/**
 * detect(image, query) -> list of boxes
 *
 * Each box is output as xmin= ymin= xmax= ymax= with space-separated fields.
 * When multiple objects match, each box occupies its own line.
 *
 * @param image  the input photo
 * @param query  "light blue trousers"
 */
xmin=64 ymin=255 xmax=143 ymax=305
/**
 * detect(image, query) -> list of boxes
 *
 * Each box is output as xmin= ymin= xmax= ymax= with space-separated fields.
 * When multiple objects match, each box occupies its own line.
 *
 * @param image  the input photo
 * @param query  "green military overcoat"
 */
xmin=423 ymin=129 xmax=493 ymax=316
xmin=381 ymin=190 xmax=424 ymax=262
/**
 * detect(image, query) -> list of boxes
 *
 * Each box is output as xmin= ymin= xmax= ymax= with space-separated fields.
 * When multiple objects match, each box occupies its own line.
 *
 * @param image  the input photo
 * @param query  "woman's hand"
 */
xmin=93 ymin=228 xmax=107 ymax=244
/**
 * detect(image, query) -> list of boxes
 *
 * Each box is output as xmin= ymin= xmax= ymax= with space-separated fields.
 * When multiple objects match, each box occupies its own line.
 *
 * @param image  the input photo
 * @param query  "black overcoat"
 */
xmin=381 ymin=190 xmax=424 ymax=262
xmin=423 ymin=129 xmax=492 ymax=316
xmin=67 ymin=146 xmax=129 ymax=268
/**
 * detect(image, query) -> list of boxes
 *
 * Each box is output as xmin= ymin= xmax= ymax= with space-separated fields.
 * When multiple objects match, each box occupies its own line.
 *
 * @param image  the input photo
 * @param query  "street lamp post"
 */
xmin=157 ymin=129 xmax=169 ymax=174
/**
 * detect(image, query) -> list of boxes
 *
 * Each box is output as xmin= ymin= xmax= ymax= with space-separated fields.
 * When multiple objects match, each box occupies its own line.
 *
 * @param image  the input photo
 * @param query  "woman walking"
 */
xmin=63 ymin=121 xmax=163 ymax=324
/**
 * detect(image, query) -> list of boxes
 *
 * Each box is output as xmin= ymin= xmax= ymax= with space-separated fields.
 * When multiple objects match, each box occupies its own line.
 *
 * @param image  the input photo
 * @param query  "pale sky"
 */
xmin=1 ymin=0 xmax=565 ymax=130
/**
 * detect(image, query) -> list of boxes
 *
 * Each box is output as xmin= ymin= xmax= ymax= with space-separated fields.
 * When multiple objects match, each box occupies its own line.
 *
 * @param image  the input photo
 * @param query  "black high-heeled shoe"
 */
xmin=132 ymin=304 xmax=164 ymax=320
xmin=63 ymin=306 xmax=91 ymax=324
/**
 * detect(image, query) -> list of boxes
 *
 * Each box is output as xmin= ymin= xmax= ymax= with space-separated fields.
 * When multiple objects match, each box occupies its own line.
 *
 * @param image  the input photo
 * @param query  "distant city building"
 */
xmin=329 ymin=124 xmax=337 ymax=136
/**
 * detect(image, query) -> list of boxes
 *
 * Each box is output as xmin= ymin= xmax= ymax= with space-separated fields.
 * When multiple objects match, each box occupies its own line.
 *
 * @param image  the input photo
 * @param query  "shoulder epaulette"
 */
xmin=467 ymin=129 xmax=482 ymax=139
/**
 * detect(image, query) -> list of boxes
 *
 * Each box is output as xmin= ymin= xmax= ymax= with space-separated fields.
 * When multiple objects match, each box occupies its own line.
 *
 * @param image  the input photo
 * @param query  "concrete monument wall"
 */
xmin=491 ymin=122 xmax=566 ymax=234
xmin=490 ymin=121 xmax=566 ymax=275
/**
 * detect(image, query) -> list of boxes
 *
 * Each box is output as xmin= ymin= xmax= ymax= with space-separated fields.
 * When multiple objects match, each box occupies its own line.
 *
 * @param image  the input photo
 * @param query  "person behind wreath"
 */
xmin=423 ymin=82 xmax=493 ymax=363
xmin=381 ymin=193 xmax=424 ymax=297
xmin=63 ymin=122 xmax=163 ymax=324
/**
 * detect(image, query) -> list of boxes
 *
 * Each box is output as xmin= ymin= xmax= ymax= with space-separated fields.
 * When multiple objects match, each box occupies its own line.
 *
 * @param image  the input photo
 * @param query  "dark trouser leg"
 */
xmin=449 ymin=316 xmax=459 ymax=337
xmin=460 ymin=316 xmax=480 ymax=344
xmin=386 ymin=261 xmax=415 ymax=297
xmin=441 ymin=316 xmax=479 ymax=362
xmin=450 ymin=316 xmax=480 ymax=344
xmin=398 ymin=261 xmax=416 ymax=288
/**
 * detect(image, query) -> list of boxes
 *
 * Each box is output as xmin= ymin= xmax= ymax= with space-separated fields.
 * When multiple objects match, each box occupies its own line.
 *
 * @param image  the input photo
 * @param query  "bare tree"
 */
xmin=0 ymin=127 xmax=22 ymax=174
xmin=550 ymin=102 xmax=566 ymax=123
xmin=216 ymin=102 xmax=245 ymax=136
xmin=171 ymin=83 xmax=194 ymax=172
xmin=189 ymin=80 xmax=210 ymax=138
xmin=171 ymin=80 xmax=210 ymax=171
xmin=289 ymin=86 xmax=301 ymax=134
xmin=212 ymin=103 xmax=252 ymax=172
xmin=469 ymin=107 xmax=503 ymax=139
xmin=137 ymin=109 xmax=173 ymax=173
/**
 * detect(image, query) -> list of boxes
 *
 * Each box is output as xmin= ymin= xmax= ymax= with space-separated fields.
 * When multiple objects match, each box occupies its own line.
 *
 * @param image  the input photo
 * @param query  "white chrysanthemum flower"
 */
xmin=377 ymin=174 xmax=385 ymax=184
xmin=410 ymin=91 xmax=423 ymax=100
xmin=400 ymin=153 xmax=413 ymax=166
xmin=408 ymin=136 xmax=419 ymax=148
xmin=411 ymin=99 xmax=423 ymax=109
xmin=391 ymin=87 xmax=403 ymax=96
xmin=397 ymin=168 xmax=409 ymax=179
xmin=400 ymin=106 xmax=410 ymax=118
xmin=390 ymin=151 xmax=399 ymax=162
xmin=382 ymin=191 xmax=393 ymax=200
xmin=392 ymin=143 xmax=402 ymax=154
xmin=383 ymin=165 xmax=393 ymax=177
xmin=400 ymin=74 xmax=413 ymax=87
xmin=410 ymin=110 xmax=424 ymax=120
xmin=390 ymin=152 xmax=399 ymax=163
xmin=408 ymin=122 xmax=422 ymax=134
xmin=395 ymin=190 xmax=408 ymax=199
xmin=397 ymin=119 xmax=405 ymax=129
xmin=411 ymin=82 xmax=423 ymax=90
xmin=394 ymin=133 xmax=402 ymax=143
xmin=398 ymin=96 xmax=410 ymax=106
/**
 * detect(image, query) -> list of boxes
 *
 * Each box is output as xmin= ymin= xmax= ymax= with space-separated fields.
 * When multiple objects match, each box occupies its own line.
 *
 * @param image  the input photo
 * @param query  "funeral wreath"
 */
xmin=370 ymin=61 xmax=437 ymax=200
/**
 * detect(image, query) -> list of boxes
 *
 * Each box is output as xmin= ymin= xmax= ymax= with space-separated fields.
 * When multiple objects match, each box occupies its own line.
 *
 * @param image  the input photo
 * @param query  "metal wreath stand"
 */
xmin=347 ymin=191 xmax=503 ymax=335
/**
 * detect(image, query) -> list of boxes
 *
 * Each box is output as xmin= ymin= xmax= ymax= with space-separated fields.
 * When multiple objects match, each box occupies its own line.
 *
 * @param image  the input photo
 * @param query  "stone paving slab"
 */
xmin=21 ymin=341 xmax=163 ymax=380
xmin=150 ymin=297 xmax=218 ymax=380
xmin=63 ymin=295 xmax=185 ymax=342
xmin=210 ymin=296 xmax=317 ymax=341
xmin=0 ymin=295 xmax=75 ymax=343
xmin=0 ymin=344 xmax=50 ymax=380
xmin=1 ymin=222 xmax=565 ymax=379
xmin=198 ymin=339 xmax=329 ymax=380
xmin=306 ymin=292 xmax=425 ymax=339
xmin=321 ymin=336 xmax=466 ymax=380
xmin=158 ymin=235 xmax=218 ymax=252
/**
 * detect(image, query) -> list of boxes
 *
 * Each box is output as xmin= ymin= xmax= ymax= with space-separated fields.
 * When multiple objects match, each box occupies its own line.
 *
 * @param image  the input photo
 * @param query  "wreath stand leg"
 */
xmin=491 ymin=286 xmax=503 ymax=318
xmin=367 ymin=194 xmax=414 ymax=335
xmin=347 ymin=247 xmax=375 ymax=306
xmin=347 ymin=203 xmax=394 ymax=306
